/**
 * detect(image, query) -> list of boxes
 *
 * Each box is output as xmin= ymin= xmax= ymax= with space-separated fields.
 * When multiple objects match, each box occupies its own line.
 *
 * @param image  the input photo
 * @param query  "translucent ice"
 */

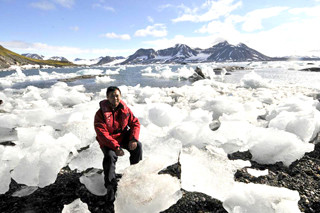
xmin=79 ymin=169 xmax=107 ymax=196
xmin=0 ymin=162 xmax=11 ymax=194
xmin=249 ymin=127 xmax=314 ymax=166
xmin=62 ymin=198 xmax=91 ymax=213
xmin=114 ymin=158 xmax=182 ymax=213
xmin=180 ymin=145 xmax=250 ymax=201
xmin=223 ymin=183 xmax=301 ymax=213
xmin=241 ymin=71 xmax=270 ymax=88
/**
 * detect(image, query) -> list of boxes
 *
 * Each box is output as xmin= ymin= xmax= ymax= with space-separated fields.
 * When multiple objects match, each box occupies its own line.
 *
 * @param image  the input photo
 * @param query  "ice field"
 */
xmin=1 ymin=61 xmax=320 ymax=213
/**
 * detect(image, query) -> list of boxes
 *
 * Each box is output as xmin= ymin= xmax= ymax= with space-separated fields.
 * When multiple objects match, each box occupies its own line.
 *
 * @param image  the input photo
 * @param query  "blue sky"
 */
xmin=1 ymin=0 xmax=320 ymax=60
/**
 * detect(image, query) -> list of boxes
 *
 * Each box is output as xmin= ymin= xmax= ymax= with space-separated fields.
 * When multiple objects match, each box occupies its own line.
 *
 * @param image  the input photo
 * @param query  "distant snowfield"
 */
xmin=1 ymin=61 xmax=320 ymax=213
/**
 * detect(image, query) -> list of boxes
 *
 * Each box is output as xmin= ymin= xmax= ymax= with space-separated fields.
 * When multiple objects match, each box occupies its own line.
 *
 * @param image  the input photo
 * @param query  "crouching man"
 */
xmin=94 ymin=86 xmax=142 ymax=202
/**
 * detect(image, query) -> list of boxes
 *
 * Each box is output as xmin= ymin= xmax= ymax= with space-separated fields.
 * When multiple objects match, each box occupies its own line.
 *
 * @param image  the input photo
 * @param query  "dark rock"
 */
xmin=188 ymin=67 xmax=207 ymax=82
xmin=161 ymin=190 xmax=227 ymax=213
xmin=194 ymin=67 xmax=206 ymax=79
xmin=233 ymin=143 xmax=320 ymax=213
xmin=0 ymin=167 xmax=114 ymax=213
xmin=159 ymin=162 xmax=181 ymax=179
xmin=213 ymin=68 xmax=223 ymax=75
xmin=209 ymin=120 xmax=221 ymax=131
xmin=300 ymin=67 xmax=320 ymax=72
xmin=58 ymin=74 xmax=104 ymax=82
xmin=228 ymin=150 xmax=252 ymax=161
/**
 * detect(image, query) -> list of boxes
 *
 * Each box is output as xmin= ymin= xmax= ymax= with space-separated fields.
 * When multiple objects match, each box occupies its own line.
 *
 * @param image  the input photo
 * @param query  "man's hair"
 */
xmin=106 ymin=86 xmax=121 ymax=96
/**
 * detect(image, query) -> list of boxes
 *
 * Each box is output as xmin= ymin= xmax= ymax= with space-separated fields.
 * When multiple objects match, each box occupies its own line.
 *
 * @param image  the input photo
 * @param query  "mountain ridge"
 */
xmin=121 ymin=41 xmax=274 ymax=65
xmin=0 ymin=45 xmax=75 ymax=69
xmin=2 ymin=41 xmax=320 ymax=68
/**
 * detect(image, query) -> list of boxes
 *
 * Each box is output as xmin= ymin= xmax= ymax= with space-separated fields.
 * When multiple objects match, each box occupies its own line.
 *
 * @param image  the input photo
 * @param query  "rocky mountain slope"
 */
xmin=121 ymin=41 xmax=273 ymax=64
xmin=0 ymin=46 xmax=75 ymax=69
xmin=96 ymin=56 xmax=125 ymax=65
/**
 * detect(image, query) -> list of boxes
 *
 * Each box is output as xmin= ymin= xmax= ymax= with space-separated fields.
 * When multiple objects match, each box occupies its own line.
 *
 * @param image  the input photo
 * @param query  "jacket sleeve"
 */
xmin=127 ymin=107 xmax=140 ymax=142
xmin=94 ymin=109 xmax=120 ymax=150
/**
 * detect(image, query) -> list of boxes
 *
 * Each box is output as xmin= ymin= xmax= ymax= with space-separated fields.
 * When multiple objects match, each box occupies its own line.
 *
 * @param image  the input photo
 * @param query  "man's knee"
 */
xmin=102 ymin=148 xmax=118 ymax=163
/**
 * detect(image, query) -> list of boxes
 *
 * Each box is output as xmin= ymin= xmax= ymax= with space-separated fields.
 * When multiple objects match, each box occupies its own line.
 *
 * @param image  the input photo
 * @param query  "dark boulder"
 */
xmin=300 ymin=67 xmax=320 ymax=72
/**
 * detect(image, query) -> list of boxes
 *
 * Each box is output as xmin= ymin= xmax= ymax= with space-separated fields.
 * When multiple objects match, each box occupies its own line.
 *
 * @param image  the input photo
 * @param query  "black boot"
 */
xmin=105 ymin=179 xmax=117 ymax=202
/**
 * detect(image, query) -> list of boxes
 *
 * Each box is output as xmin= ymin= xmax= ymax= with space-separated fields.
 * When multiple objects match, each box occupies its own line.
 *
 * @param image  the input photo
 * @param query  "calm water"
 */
xmin=1 ymin=62 xmax=320 ymax=92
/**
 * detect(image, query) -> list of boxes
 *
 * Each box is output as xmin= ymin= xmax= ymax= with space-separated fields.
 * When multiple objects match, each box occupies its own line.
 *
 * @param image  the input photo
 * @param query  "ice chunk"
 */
xmin=223 ymin=183 xmax=301 ymax=213
xmin=62 ymin=198 xmax=91 ymax=213
xmin=240 ymin=71 xmax=269 ymax=88
xmin=16 ymin=126 xmax=55 ymax=148
xmin=248 ymin=127 xmax=314 ymax=166
xmin=180 ymin=146 xmax=250 ymax=201
xmin=0 ymin=114 xmax=20 ymax=128
xmin=266 ymin=96 xmax=317 ymax=121
xmin=114 ymin=158 xmax=182 ymax=213
xmin=43 ymin=82 xmax=91 ymax=107
xmin=12 ymin=186 xmax=38 ymax=197
xmin=69 ymin=142 xmax=103 ymax=172
xmin=170 ymin=121 xmax=201 ymax=144
xmin=0 ymin=162 xmax=11 ymax=194
xmin=210 ymin=120 xmax=254 ymax=153
xmin=11 ymin=132 xmax=81 ymax=187
xmin=148 ymin=103 xmax=186 ymax=127
xmin=247 ymin=168 xmax=268 ymax=177
xmin=268 ymin=110 xmax=320 ymax=142
xmin=1 ymin=146 xmax=25 ymax=170
xmin=95 ymin=76 xmax=115 ymax=84
xmin=76 ymin=68 xmax=103 ymax=75
xmin=0 ymin=127 xmax=18 ymax=143
xmin=205 ymin=97 xmax=244 ymax=120
xmin=11 ymin=151 xmax=41 ymax=186
xmin=79 ymin=169 xmax=107 ymax=196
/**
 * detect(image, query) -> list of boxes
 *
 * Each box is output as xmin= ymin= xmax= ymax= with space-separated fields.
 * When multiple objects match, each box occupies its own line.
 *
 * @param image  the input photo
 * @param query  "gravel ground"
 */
xmin=1 ymin=140 xmax=319 ymax=213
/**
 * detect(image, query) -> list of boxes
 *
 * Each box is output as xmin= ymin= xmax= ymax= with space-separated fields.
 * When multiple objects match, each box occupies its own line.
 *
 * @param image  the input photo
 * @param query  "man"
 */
xmin=94 ymin=86 xmax=142 ymax=201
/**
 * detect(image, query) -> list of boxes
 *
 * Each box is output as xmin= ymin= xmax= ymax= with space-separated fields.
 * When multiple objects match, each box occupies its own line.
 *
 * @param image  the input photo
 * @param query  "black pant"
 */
xmin=101 ymin=138 xmax=142 ymax=186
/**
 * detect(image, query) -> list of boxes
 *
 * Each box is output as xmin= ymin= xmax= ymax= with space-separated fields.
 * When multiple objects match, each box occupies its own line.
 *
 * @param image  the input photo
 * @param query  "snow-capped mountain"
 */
xmin=96 ymin=56 xmax=126 ymax=65
xmin=204 ymin=41 xmax=272 ymax=62
xmin=157 ymin=44 xmax=198 ymax=60
xmin=73 ymin=57 xmax=103 ymax=65
xmin=121 ymin=41 xmax=272 ymax=64
xmin=21 ymin=53 xmax=45 ymax=60
xmin=122 ymin=49 xmax=157 ymax=64
xmin=48 ymin=56 xmax=69 ymax=62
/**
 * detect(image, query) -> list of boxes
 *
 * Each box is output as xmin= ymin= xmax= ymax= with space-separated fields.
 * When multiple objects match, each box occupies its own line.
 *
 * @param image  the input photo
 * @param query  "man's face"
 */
xmin=107 ymin=90 xmax=121 ymax=108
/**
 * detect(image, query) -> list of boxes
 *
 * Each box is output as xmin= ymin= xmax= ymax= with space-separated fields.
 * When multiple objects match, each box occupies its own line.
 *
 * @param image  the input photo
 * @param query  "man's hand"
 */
xmin=115 ymin=147 xmax=124 ymax=156
xmin=128 ymin=140 xmax=137 ymax=150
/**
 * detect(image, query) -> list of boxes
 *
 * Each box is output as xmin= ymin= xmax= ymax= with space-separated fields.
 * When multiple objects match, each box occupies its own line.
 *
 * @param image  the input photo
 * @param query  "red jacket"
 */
xmin=94 ymin=99 xmax=140 ymax=150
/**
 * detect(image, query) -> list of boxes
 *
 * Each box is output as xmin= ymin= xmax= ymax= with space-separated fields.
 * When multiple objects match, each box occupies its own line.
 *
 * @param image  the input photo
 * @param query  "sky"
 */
xmin=1 ymin=0 xmax=320 ymax=60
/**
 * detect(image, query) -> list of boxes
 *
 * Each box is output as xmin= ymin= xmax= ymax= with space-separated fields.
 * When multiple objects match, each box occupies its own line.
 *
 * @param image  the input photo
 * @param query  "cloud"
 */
xmin=30 ymin=0 xmax=74 ymax=10
xmin=92 ymin=3 xmax=115 ymax=12
xmin=70 ymin=26 xmax=79 ymax=31
xmin=134 ymin=24 xmax=167 ymax=37
xmin=142 ymin=35 xmax=219 ymax=50
xmin=172 ymin=0 xmax=242 ymax=23
xmin=140 ymin=9 xmax=320 ymax=58
xmin=0 ymin=40 xmax=135 ymax=58
xmin=241 ymin=7 xmax=288 ymax=32
xmin=289 ymin=5 xmax=320 ymax=17
xmin=158 ymin=4 xmax=174 ymax=11
xmin=54 ymin=0 xmax=74 ymax=8
xmin=30 ymin=1 xmax=56 ymax=10
xmin=101 ymin=32 xmax=131 ymax=40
